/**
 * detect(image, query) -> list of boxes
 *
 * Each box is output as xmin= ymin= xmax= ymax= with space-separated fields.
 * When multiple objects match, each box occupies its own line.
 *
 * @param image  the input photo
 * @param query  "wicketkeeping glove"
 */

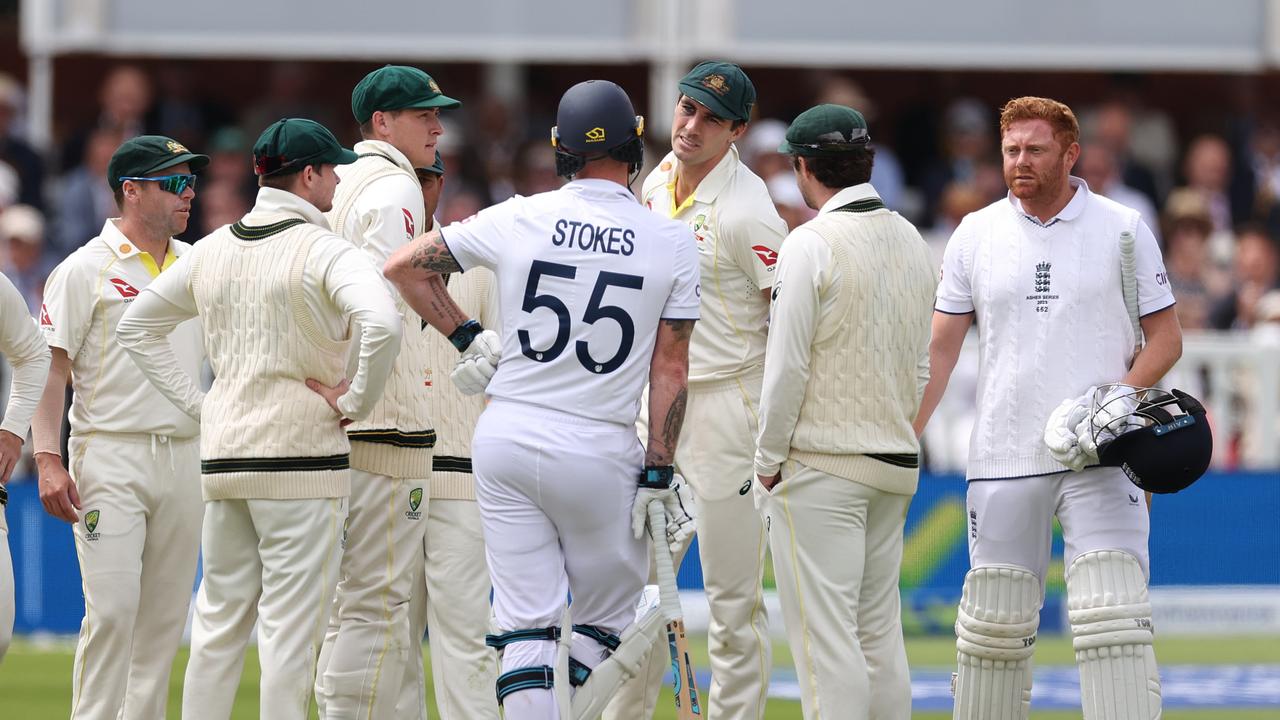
xmin=1044 ymin=388 xmax=1095 ymax=472
xmin=631 ymin=468 xmax=696 ymax=556
xmin=450 ymin=328 xmax=501 ymax=396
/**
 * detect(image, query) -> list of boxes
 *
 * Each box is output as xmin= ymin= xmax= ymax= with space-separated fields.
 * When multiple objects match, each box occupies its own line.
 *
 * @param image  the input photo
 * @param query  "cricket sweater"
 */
xmin=754 ymin=185 xmax=936 ymax=495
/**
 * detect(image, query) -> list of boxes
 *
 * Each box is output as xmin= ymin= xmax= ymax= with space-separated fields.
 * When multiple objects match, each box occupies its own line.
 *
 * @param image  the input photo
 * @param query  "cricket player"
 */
xmin=315 ymin=65 xmax=461 ymax=720
xmin=754 ymin=104 xmax=935 ymax=720
xmin=115 ymin=118 xmax=402 ymax=720
xmin=31 ymin=135 xmax=207 ymax=720
xmin=385 ymin=79 xmax=700 ymax=720
xmin=914 ymin=97 xmax=1181 ymax=720
xmin=610 ymin=60 xmax=786 ymax=720
xmin=0 ymin=270 xmax=51 ymax=663
xmin=396 ymin=152 xmax=501 ymax=720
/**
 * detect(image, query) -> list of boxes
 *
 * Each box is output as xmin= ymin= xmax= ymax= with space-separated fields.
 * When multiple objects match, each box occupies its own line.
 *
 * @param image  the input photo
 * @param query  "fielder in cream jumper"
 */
xmin=32 ymin=136 xmax=207 ymax=720
xmin=0 ymin=270 xmax=50 ymax=663
xmin=612 ymin=61 xmax=785 ymax=720
xmin=316 ymin=66 xmax=462 ymax=719
xmin=396 ymin=153 xmax=502 ymax=720
xmin=754 ymin=105 xmax=936 ymax=720
xmin=915 ymin=98 xmax=1180 ymax=720
xmin=116 ymin=119 xmax=402 ymax=720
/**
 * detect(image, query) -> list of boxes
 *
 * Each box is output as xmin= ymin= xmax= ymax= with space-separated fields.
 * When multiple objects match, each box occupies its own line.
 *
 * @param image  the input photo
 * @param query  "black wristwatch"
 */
xmin=639 ymin=465 xmax=675 ymax=489
xmin=448 ymin=319 xmax=485 ymax=352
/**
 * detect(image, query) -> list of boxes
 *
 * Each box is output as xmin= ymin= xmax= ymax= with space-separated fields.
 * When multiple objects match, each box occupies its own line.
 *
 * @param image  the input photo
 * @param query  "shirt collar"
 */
xmin=353 ymin=139 xmax=417 ymax=175
xmin=245 ymin=187 xmax=331 ymax=230
xmin=816 ymin=183 xmax=881 ymax=216
xmin=662 ymin=145 xmax=741 ymax=213
xmin=563 ymin=178 xmax=635 ymax=201
xmin=1006 ymin=176 xmax=1091 ymax=227
xmin=99 ymin=218 xmax=182 ymax=261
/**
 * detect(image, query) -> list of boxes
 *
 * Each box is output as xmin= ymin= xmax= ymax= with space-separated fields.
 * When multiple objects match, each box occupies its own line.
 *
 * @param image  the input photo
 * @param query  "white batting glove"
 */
xmin=1044 ymin=390 xmax=1093 ymax=472
xmin=1076 ymin=385 xmax=1139 ymax=459
xmin=450 ymin=329 xmax=501 ymax=395
xmin=631 ymin=472 xmax=696 ymax=555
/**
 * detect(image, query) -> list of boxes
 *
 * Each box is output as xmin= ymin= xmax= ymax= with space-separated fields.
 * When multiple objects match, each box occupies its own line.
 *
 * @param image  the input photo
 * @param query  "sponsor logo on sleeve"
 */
xmin=751 ymin=244 xmax=779 ymax=268
xmin=39 ymin=304 xmax=52 ymax=326
xmin=402 ymin=208 xmax=414 ymax=239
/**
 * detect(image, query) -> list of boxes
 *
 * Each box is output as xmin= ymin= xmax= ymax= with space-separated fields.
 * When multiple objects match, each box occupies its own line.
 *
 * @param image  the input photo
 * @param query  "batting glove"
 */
xmin=631 ymin=467 xmax=696 ymax=555
xmin=450 ymin=328 xmax=501 ymax=395
xmin=1044 ymin=389 xmax=1094 ymax=471
xmin=1076 ymin=384 xmax=1139 ymax=459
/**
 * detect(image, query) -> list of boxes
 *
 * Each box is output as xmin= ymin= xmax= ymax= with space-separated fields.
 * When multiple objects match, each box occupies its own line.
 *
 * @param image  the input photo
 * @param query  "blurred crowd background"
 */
xmin=1 ymin=14 xmax=1279 ymax=475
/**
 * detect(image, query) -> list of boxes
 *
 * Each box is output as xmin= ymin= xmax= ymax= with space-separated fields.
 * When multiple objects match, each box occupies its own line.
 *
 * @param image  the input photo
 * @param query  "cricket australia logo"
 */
xmin=406 ymin=487 xmax=424 ymax=520
xmin=1026 ymin=260 xmax=1058 ymax=314
xmin=84 ymin=509 xmax=101 ymax=540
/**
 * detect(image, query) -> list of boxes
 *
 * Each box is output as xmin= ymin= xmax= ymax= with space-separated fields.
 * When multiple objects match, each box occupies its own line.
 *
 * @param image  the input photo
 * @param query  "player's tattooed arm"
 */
xmin=406 ymin=231 xmax=462 ymax=274
xmin=645 ymin=319 xmax=696 ymax=467
xmin=385 ymin=231 xmax=468 ymax=336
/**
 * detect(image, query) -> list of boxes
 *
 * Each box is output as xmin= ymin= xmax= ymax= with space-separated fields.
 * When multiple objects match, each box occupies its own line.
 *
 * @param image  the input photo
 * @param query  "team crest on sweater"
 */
xmin=1026 ymin=260 xmax=1057 ymax=313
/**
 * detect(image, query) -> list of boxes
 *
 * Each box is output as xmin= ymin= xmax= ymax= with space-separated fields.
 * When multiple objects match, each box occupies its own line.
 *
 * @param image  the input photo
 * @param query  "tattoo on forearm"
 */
xmin=425 ymin=274 xmax=468 ymax=329
xmin=409 ymin=236 xmax=462 ymax=274
xmin=646 ymin=386 xmax=687 ymax=466
xmin=661 ymin=318 xmax=696 ymax=341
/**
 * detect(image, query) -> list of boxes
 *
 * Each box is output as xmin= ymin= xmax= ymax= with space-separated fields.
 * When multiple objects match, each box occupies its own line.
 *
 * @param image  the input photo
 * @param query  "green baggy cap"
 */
xmin=352 ymin=65 xmax=462 ymax=124
xmin=678 ymin=61 xmax=756 ymax=122
xmin=779 ymin=104 xmax=870 ymax=156
xmin=253 ymin=118 xmax=358 ymax=177
xmin=107 ymin=135 xmax=209 ymax=191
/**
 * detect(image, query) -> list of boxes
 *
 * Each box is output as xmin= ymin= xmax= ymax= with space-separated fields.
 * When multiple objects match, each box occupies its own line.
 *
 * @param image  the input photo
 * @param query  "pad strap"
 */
xmin=495 ymin=666 xmax=555 ymax=704
xmin=485 ymin=626 xmax=560 ymax=649
xmin=573 ymin=624 xmax=621 ymax=652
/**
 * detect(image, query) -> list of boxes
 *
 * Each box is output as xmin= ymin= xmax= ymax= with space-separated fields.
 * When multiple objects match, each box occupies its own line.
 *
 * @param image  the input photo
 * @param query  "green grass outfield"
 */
xmin=1 ymin=634 xmax=1276 ymax=719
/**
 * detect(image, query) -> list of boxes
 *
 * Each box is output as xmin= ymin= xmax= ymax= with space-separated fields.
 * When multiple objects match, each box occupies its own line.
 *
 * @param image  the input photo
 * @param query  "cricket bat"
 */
xmin=648 ymin=500 xmax=702 ymax=719
xmin=1120 ymin=229 xmax=1143 ymax=360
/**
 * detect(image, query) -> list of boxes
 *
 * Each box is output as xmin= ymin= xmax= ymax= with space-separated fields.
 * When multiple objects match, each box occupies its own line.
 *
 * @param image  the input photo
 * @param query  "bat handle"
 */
xmin=647 ymin=499 xmax=681 ymax=622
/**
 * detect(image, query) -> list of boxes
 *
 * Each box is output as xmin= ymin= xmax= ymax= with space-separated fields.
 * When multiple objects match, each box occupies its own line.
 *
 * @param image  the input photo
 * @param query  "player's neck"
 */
xmin=673 ymin=150 xmax=728 ymax=207
xmin=575 ymin=161 xmax=630 ymax=188
xmin=114 ymin=216 xmax=170 ymax=259
xmin=1021 ymin=180 xmax=1075 ymax=224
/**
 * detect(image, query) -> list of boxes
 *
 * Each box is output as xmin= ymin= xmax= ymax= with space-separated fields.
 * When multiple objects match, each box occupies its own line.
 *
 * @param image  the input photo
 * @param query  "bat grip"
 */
xmin=648 ymin=499 xmax=682 ymax=622
xmin=1120 ymin=230 xmax=1142 ymax=344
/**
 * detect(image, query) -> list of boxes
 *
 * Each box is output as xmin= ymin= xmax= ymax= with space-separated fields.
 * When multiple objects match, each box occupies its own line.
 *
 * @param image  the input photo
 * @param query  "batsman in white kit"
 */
xmin=385 ymin=79 xmax=700 ymax=720
xmin=0 ymin=270 xmax=51 ymax=663
xmin=914 ymin=97 xmax=1184 ymax=720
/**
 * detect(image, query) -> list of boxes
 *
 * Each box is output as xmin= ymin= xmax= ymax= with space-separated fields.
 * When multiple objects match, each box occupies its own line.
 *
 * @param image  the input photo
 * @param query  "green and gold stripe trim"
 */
xmin=867 ymin=452 xmax=919 ymax=469
xmin=347 ymin=428 xmax=437 ymax=449
xmin=832 ymin=197 xmax=887 ymax=214
xmin=432 ymin=455 xmax=472 ymax=474
xmin=201 ymin=453 xmax=350 ymax=474
xmin=230 ymin=218 xmax=306 ymax=240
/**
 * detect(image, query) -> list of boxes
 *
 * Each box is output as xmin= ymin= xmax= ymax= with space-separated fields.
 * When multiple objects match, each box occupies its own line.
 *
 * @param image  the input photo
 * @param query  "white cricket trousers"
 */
xmin=181 ymin=495 xmax=347 ymax=720
xmin=0 ymin=502 xmax=12 ymax=663
xmin=315 ymin=468 xmax=428 ymax=719
xmin=607 ymin=370 xmax=771 ymax=720
xmin=966 ymin=467 xmax=1152 ymax=585
xmin=68 ymin=433 xmax=202 ymax=720
xmin=758 ymin=460 xmax=913 ymax=720
xmin=397 ymin=497 xmax=500 ymax=720
xmin=474 ymin=400 xmax=648 ymax=720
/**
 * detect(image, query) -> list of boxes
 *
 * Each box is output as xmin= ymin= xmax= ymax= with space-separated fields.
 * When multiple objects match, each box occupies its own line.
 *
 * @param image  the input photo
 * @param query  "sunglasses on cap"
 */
xmin=118 ymin=174 xmax=198 ymax=195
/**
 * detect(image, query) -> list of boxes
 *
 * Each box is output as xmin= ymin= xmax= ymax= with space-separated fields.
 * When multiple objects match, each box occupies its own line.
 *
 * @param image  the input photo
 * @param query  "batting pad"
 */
xmin=1067 ymin=550 xmax=1161 ymax=720
xmin=953 ymin=565 xmax=1040 ymax=720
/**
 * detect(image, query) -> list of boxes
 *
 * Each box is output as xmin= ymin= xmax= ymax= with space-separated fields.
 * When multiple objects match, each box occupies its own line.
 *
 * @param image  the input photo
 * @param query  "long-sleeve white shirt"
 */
xmin=0 ymin=270 xmax=50 ymax=438
xmin=117 ymin=187 xmax=401 ymax=422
